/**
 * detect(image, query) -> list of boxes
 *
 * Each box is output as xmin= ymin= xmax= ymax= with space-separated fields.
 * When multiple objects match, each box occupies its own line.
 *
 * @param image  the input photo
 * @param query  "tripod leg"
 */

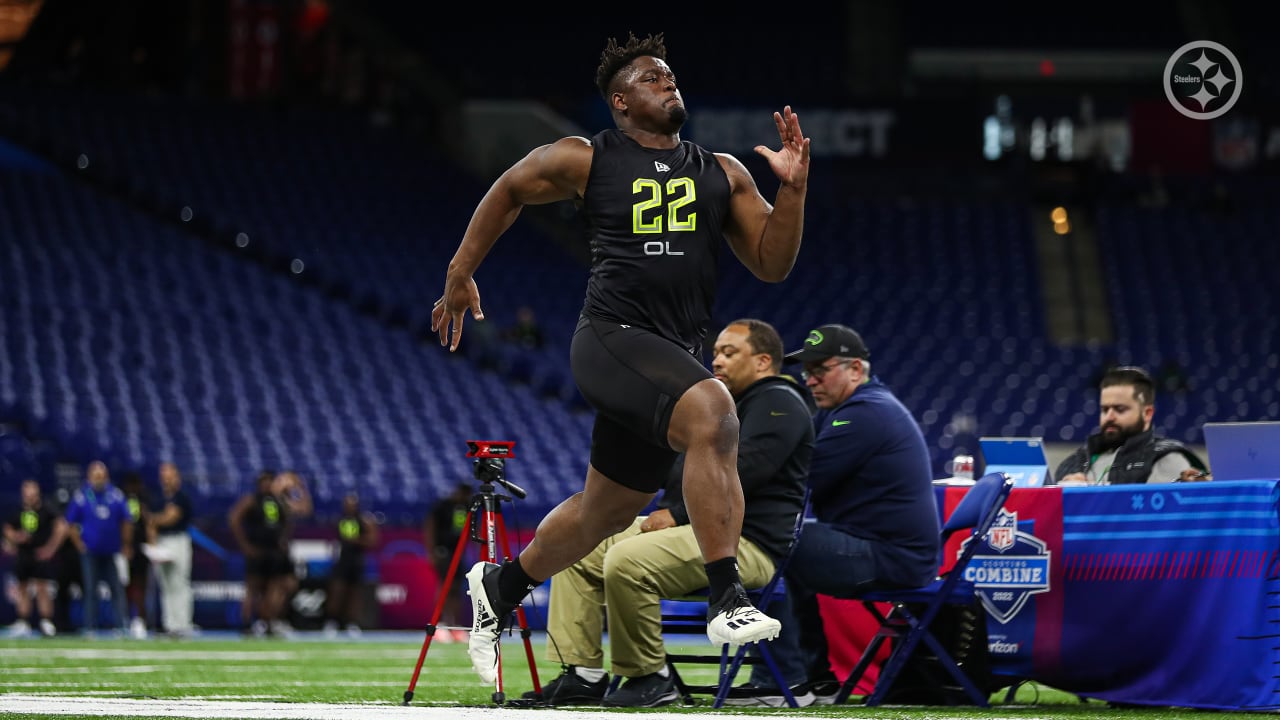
xmin=403 ymin=510 xmax=476 ymax=705
xmin=476 ymin=504 xmax=507 ymax=704
xmin=496 ymin=513 xmax=542 ymax=697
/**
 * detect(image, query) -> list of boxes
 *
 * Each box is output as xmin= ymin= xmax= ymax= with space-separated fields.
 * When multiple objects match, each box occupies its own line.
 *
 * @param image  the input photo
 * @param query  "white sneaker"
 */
xmin=465 ymin=561 xmax=513 ymax=684
xmin=345 ymin=624 xmax=362 ymax=638
xmin=39 ymin=619 xmax=56 ymax=637
xmin=323 ymin=620 xmax=339 ymax=639
xmin=8 ymin=619 xmax=31 ymax=637
xmin=130 ymin=617 xmax=148 ymax=640
xmin=706 ymin=583 xmax=781 ymax=645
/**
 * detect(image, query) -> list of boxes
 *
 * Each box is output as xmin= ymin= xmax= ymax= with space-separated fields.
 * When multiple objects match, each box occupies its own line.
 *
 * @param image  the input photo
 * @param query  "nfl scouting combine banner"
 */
xmin=1051 ymin=480 xmax=1280 ymax=710
xmin=939 ymin=485 xmax=1062 ymax=681
xmin=829 ymin=481 xmax=1280 ymax=710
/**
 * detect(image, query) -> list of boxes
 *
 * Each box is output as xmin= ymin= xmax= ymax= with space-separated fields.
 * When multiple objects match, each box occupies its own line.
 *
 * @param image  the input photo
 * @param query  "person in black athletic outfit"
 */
xmin=229 ymin=470 xmax=293 ymax=636
xmin=323 ymin=492 xmax=378 ymax=637
xmin=430 ymin=32 xmax=810 ymax=684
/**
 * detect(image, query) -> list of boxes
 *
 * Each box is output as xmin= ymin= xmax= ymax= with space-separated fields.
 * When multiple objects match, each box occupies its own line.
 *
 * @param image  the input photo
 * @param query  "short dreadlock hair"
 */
xmin=595 ymin=32 xmax=668 ymax=99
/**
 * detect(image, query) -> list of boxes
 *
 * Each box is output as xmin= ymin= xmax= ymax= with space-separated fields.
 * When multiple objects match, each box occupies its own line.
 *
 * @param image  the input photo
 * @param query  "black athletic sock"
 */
xmin=496 ymin=557 xmax=538 ymax=606
xmin=704 ymin=557 xmax=741 ymax=604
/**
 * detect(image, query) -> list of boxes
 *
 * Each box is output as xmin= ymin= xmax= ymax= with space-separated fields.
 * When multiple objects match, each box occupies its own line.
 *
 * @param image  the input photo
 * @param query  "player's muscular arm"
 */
xmin=451 ymin=137 xmax=593 ymax=273
xmin=719 ymin=155 xmax=804 ymax=283
xmin=502 ymin=137 xmax=593 ymax=205
xmin=434 ymin=137 xmax=593 ymax=350
xmin=227 ymin=497 xmax=253 ymax=554
xmin=721 ymin=106 xmax=809 ymax=282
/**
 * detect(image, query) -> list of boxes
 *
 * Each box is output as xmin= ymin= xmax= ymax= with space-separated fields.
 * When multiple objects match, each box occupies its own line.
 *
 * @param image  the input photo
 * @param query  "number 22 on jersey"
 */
xmin=632 ymin=177 xmax=697 ymax=256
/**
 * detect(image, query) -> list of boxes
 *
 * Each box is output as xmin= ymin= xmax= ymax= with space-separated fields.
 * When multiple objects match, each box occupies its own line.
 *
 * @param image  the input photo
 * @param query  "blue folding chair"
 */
xmin=651 ymin=489 xmax=812 ymax=708
xmin=835 ymin=471 xmax=1014 ymax=706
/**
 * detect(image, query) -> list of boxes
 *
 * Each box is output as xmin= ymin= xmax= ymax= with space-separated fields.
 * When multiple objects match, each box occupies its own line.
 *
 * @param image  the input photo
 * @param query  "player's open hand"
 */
xmin=754 ymin=105 xmax=811 ymax=190
xmin=431 ymin=273 xmax=485 ymax=352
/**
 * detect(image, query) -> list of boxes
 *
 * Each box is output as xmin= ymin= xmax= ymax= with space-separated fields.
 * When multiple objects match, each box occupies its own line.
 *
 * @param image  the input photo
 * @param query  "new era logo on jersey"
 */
xmin=654 ymin=161 xmax=671 ymax=172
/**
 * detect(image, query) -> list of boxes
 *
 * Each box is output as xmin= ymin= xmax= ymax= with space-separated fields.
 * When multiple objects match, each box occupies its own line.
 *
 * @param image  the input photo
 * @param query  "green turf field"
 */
xmin=0 ymin=633 xmax=1264 ymax=719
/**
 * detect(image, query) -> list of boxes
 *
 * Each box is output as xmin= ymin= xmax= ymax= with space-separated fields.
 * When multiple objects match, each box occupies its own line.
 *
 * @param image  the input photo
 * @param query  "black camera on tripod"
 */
xmin=464 ymin=440 xmax=525 ymax=499
xmin=473 ymin=457 xmax=506 ymax=484
xmin=402 ymin=439 xmax=540 ymax=707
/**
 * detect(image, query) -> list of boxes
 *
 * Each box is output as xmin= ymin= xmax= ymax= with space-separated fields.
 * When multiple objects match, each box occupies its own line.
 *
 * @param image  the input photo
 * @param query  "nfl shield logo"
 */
xmin=987 ymin=512 xmax=1016 ymax=551
xmin=968 ymin=508 xmax=1051 ymax=625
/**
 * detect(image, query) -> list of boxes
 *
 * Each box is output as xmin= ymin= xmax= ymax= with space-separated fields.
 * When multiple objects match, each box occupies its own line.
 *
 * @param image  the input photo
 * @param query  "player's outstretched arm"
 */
xmin=432 ymin=137 xmax=592 ymax=351
xmin=721 ymin=106 xmax=811 ymax=283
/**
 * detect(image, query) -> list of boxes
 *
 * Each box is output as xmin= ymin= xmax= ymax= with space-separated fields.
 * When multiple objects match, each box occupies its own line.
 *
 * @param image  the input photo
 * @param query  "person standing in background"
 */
xmin=271 ymin=470 xmax=312 ymax=636
xmin=65 ymin=461 xmax=133 ymax=635
xmin=121 ymin=472 xmax=152 ymax=639
xmin=149 ymin=462 xmax=195 ymax=637
xmin=323 ymin=492 xmax=379 ymax=637
xmin=229 ymin=471 xmax=290 ymax=637
xmin=51 ymin=486 xmax=82 ymax=633
xmin=423 ymin=482 xmax=472 ymax=643
xmin=3 ymin=479 xmax=68 ymax=637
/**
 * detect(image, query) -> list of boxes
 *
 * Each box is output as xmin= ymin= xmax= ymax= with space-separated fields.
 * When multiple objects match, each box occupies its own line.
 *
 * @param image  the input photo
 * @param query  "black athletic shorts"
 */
xmin=15 ymin=554 xmax=55 ymax=582
xmin=246 ymin=548 xmax=293 ymax=579
xmin=129 ymin=552 xmax=150 ymax=584
xmin=570 ymin=314 xmax=712 ymax=492
xmin=330 ymin=554 xmax=364 ymax=585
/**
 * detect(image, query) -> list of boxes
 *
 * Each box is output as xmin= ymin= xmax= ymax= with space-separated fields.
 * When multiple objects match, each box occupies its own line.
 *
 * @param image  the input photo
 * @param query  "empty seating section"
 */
xmin=0 ymin=166 xmax=594 ymax=521
xmin=0 ymin=85 xmax=587 ymax=340
xmin=720 ymin=195 xmax=1091 ymax=466
xmin=1095 ymin=200 xmax=1279 ymax=442
xmin=1 ymin=85 xmax=1275 ymax=520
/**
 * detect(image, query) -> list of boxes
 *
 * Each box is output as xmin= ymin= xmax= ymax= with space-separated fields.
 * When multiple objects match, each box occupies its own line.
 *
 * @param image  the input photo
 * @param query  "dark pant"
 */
xmin=751 ymin=523 xmax=888 ymax=688
xmin=80 ymin=552 xmax=127 ymax=631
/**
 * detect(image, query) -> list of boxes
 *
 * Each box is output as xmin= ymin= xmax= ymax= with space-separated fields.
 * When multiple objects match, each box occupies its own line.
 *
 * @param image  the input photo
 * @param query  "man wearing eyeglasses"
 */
xmin=730 ymin=323 xmax=940 ymax=705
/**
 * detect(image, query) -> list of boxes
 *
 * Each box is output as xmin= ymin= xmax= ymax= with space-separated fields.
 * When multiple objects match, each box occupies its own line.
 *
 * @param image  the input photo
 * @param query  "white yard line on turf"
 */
xmin=0 ymin=648 xmax=421 ymax=661
xmin=0 ymin=694 xmax=867 ymax=720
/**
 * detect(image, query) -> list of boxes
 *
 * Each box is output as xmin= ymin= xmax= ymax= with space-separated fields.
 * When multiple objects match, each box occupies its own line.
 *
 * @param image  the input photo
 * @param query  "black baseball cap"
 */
xmin=784 ymin=324 xmax=871 ymax=364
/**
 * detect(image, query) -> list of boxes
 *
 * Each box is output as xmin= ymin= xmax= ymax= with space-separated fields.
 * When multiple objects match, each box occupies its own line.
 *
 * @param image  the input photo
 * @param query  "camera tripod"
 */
xmin=402 ymin=454 xmax=542 ymax=706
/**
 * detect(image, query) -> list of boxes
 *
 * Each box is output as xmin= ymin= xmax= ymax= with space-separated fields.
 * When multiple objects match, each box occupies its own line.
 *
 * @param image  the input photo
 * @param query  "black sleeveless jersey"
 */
xmin=581 ymin=129 xmax=731 ymax=355
xmin=337 ymin=513 xmax=367 ymax=562
xmin=244 ymin=491 xmax=286 ymax=548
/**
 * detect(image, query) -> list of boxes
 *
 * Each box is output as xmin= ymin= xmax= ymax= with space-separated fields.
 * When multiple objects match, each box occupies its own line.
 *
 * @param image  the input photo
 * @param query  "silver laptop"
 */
xmin=978 ymin=437 xmax=1050 ymax=488
xmin=1202 ymin=421 xmax=1280 ymax=481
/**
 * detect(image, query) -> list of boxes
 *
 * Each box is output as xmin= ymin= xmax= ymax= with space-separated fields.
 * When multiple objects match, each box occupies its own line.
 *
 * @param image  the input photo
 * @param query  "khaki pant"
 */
xmin=544 ymin=517 xmax=775 ymax=678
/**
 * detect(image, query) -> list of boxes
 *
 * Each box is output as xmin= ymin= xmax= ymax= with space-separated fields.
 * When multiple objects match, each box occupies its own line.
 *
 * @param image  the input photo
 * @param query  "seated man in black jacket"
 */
xmin=1052 ymin=366 xmax=1207 ymax=485
xmin=524 ymin=319 xmax=814 ymax=708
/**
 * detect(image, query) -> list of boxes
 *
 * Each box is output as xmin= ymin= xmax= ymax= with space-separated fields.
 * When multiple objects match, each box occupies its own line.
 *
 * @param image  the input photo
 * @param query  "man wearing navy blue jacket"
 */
xmin=729 ymin=324 xmax=940 ymax=706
